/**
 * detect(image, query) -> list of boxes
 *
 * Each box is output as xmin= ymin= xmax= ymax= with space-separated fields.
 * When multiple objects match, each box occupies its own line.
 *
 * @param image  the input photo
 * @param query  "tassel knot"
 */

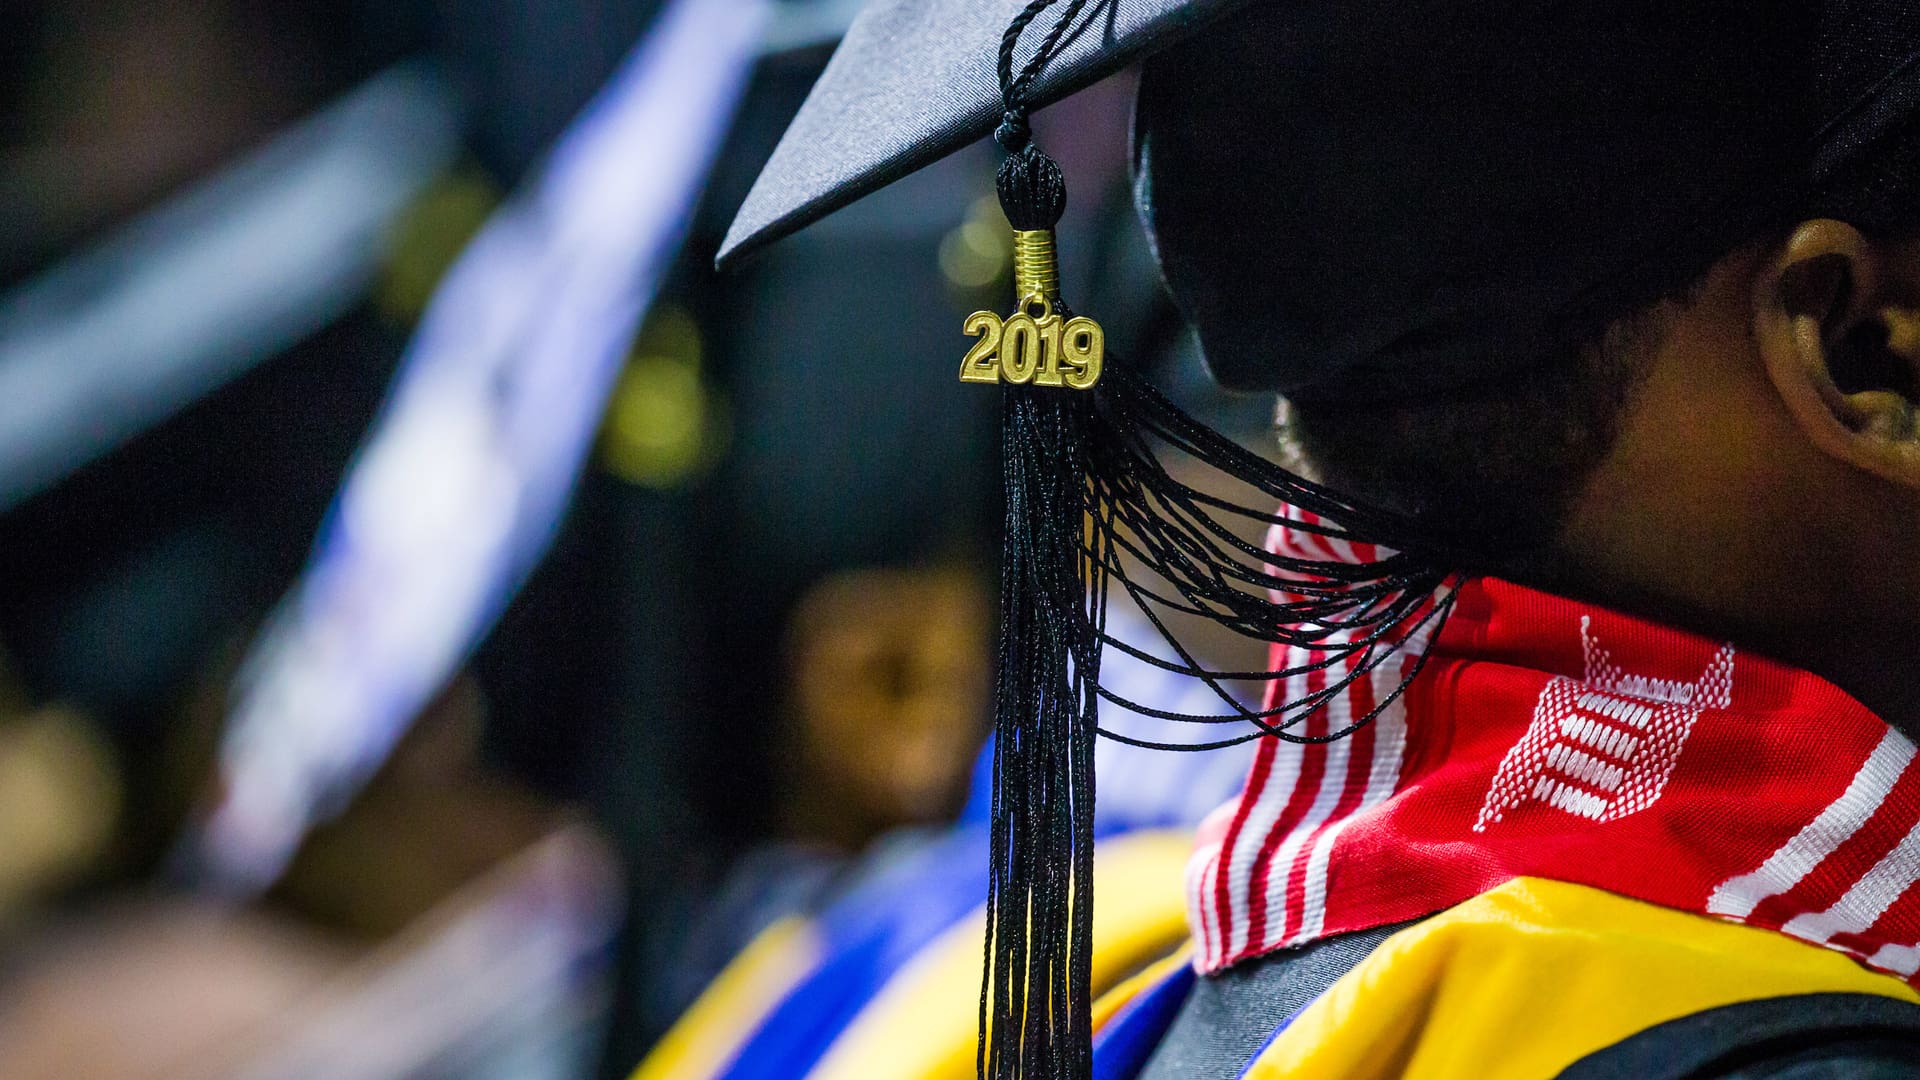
xmin=996 ymin=108 xmax=1033 ymax=152
xmin=996 ymin=143 xmax=1068 ymax=232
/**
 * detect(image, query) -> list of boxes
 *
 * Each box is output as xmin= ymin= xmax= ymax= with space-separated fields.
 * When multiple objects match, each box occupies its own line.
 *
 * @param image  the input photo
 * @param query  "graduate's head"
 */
xmin=1133 ymin=0 xmax=1920 ymax=642
xmin=1284 ymin=217 xmax=1920 ymax=643
xmin=781 ymin=564 xmax=991 ymax=845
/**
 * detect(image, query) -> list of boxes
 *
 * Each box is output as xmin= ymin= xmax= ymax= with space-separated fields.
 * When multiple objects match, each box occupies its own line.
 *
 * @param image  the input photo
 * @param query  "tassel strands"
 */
xmin=981 ymin=381 xmax=1103 ymax=1080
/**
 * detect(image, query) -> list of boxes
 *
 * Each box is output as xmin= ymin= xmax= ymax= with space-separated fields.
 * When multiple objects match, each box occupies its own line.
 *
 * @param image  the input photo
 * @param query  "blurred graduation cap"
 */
xmin=192 ymin=0 xmax=771 ymax=895
xmin=0 ymin=66 xmax=459 ymax=514
xmin=725 ymin=1 xmax=1920 ymax=1075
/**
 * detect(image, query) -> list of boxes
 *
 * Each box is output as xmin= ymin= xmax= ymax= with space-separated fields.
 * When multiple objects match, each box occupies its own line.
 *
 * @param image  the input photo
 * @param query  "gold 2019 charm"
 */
xmin=959 ymin=293 xmax=1104 ymax=390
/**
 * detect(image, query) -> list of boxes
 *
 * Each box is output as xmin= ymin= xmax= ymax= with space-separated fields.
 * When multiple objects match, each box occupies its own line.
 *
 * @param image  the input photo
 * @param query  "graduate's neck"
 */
xmin=1552 ymin=219 xmax=1920 ymax=740
xmin=1540 ymin=565 xmax=1920 ymax=739
xmin=1767 ymin=621 xmax=1920 ymax=740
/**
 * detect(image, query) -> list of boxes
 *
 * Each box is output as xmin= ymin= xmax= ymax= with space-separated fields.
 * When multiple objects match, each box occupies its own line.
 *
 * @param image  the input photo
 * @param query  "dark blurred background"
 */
xmin=0 ymin=2 xmax=1245 ymax=1076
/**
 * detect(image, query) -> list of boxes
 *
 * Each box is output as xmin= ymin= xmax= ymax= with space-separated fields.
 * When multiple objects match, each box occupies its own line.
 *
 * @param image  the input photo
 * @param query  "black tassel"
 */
xmin=979 ymin=103 xmax=1101 ymax=1079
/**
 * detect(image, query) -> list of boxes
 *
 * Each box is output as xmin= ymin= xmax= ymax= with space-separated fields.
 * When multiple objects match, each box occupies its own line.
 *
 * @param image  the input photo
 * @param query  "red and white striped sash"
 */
xmin=1186 ymin=522 xmax=1920 ymax=980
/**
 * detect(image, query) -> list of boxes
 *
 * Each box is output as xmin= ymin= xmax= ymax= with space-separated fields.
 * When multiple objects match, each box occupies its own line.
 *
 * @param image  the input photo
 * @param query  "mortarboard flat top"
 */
xmin=718 ymin=0 xmax=1253 ymax=269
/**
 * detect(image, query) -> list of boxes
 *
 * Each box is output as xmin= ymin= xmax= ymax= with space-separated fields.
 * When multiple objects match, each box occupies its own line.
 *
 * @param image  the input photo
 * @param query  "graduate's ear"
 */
xmin=1757 ymin=218 xmax=1920 ymax=486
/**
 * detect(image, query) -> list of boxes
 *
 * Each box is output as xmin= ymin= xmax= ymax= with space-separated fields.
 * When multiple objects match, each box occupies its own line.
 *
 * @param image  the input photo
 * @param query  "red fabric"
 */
xmin=1187 ymin=529 xmax=1920 ymax=981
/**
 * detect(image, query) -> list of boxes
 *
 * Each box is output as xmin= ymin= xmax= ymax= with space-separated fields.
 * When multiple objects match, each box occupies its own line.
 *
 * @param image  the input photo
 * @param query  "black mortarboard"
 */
xmin=719 ymin=0 xmax=1254 ymax=268
xmin=723 ymin=3 xmax=1920 ymax=1077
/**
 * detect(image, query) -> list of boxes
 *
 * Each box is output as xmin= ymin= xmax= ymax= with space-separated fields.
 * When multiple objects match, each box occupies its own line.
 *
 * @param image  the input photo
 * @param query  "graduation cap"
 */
xmin=724 ymin=1 xmax=1920 ymax=1075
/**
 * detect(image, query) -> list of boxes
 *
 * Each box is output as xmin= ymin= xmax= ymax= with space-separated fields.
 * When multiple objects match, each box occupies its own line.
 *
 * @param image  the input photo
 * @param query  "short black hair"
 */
xmin=1281 ymin=294 xmax=1680 ymax=573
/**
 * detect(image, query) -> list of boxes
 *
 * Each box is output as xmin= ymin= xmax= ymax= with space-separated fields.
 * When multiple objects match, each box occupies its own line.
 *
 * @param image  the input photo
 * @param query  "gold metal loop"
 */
xmin=1018 ymin=291 xmax=1054 ymax=322
xmin=1011 ymin=228 xmax=1060 ymax=304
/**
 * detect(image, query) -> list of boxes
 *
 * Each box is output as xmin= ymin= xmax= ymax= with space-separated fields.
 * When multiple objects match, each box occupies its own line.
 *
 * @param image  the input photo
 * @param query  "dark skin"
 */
xmin=1559 ymin=219 xmax=1920 ymax=734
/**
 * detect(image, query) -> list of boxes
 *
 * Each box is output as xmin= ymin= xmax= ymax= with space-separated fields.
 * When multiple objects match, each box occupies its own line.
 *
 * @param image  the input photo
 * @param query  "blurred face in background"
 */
xmin=785 ymin=567 xmax=991 ymax=840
